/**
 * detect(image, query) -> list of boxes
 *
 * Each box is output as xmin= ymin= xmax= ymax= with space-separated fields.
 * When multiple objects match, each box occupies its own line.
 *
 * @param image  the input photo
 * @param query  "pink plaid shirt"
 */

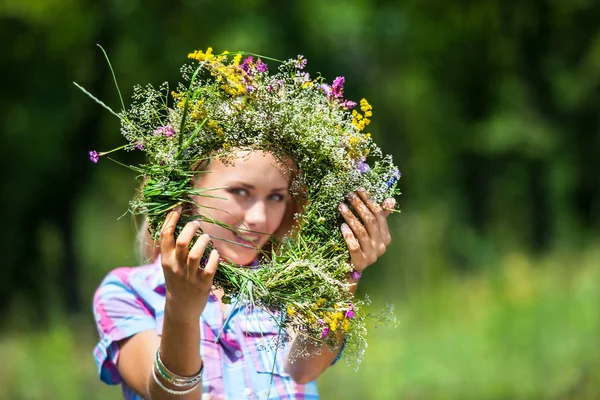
xmin=93 ymin=258 xmax=328 ymax=399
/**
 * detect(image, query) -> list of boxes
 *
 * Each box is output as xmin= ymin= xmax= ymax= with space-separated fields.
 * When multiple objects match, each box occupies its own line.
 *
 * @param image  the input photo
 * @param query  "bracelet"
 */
xmin=152 ymin=366 xmax=201 ymax=396
xmin=155 ymin=350 xmax=203 ymax=388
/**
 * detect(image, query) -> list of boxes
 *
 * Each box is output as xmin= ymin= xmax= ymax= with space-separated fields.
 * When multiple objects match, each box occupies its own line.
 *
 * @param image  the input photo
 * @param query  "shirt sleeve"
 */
xmin=92 ymin=267 xmax=157 ymax=385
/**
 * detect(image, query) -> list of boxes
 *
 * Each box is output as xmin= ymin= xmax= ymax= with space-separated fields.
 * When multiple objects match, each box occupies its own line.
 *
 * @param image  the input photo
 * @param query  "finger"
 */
xmin=347 ymin=191 xmax=382 ymax=244
xmin=201 ymin=249 xmax=220 ymax=277
xmin=356 ymin=188 xmax=388 ymax=230
xmin=338 ymin=202 xmax=369 ymax=245
xmin=160 ymin=207 xmax=181 ymax=258
xmin=341 ymin=223 xmax=365 ymax=270
xmin=382 ymin=198 xmax=396 ymax=218
xmin=175 ymin=220 xmax=202 ymax=270
xmin=187 ymin=233 xmax=211 ymax=277
xmin=357 ymin=189 xmax=391 ymax=246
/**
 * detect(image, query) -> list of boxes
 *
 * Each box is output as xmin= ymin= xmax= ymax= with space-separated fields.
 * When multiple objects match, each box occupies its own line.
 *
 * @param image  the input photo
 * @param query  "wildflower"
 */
xmin=233 ymin=53 xmax=242 ymax=66
xmin=89 ymin=150 xmax=99 ymax=163
xmin=188 ymin=47 xmax=214 ymax=62
xmin=342 ymin=319 xmax=350 ymax=331
xmin=386 ymin=169 xmax=401 ymax=187
xmin=320 ymin=84 xmax=332 ymax=98
xmin=351 ymin=270 xmax=362 ymax=280
xmin=295 ymin=55 xmax=307 ymax=69
xmin=135 ymin=141 xmax=144 ymax=150
xmin=287 ymin=305 xmax=295 ymax=316
xmin=342 ymin=100 xmax=357 ymax=110
xmin=345 ymin=304 xmax=355 ymax=319
xmin=357 ymin=161 xmax=370 ymax=174
xmin=256 ymin=59 xmax=268 ymax=73
xmin=296 ymin=71 xmax=310 ymax=82
xmin=153 ymin=126 xmax=175 ymax=137
xmin=360 ymin=98 xmax=373 ymax=117
xmin=240 ymin=56 xmax=254 ymax=74
xmin=321 ymin=327 xmax=330 ymax=338
xmin=331 ymin=76 xmax=345 ymax=99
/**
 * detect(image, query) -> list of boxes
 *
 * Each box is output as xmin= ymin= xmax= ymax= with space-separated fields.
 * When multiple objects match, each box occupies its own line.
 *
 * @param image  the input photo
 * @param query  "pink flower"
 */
xmin=331 ymin=76 xmax=345 ymax=98
xmin=321 ymin=327 xmax=330 ymax=338
xmin=89 ymin=150 xmax=99 ymax=163
xmin=295 ymin=55 xmax=307 ymax=70
xmin=153 ymin=126 xmax=175 ymax=137
xmin=342 ymin=100 xmax=357 ymax=109
xmin=345 ymin=304 xmax=355 ymax=319
xmin=351 ymin=270 xmax=362 ymax=280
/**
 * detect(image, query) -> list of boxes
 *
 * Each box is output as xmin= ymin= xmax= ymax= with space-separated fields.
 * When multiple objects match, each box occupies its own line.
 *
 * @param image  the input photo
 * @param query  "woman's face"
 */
xmin=192 ymin=150 xmax=293 ymax=266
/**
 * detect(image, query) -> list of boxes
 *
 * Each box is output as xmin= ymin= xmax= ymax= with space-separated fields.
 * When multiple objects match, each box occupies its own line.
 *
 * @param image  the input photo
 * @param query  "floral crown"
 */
xmin=78 ymin=47 xmax=400 ymax=366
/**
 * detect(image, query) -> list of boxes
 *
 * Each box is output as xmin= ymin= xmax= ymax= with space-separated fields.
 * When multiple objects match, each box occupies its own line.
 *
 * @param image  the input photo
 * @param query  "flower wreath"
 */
xmin=78 ymin=47 xmax=401 ymax=367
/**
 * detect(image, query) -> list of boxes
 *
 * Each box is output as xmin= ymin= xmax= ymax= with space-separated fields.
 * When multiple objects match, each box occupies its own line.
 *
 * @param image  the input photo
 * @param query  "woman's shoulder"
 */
xmin=93 ymin=259 xmax=165 ymax=308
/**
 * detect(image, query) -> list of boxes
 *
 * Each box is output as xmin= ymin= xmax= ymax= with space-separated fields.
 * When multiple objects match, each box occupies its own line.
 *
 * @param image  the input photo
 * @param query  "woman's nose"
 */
xmin=244 ymin=200 xmax=267 ymax=229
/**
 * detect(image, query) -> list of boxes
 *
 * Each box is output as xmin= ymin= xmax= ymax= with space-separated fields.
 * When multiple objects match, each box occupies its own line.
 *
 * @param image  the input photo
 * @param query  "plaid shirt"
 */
xmin=93 ymin=258 xmax=326 ymax=400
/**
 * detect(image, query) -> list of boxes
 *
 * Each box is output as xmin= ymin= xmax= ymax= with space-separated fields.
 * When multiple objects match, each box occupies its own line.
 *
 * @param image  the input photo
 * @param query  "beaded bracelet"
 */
xmin=152 ymin=367 xmax=201 ymax=396
xmin=154 ymin=350 xmax=203 ymax=388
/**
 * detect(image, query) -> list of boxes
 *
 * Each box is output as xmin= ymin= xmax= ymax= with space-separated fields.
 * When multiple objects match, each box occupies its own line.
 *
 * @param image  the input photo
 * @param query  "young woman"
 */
xmin=93 ymin=147 xmax=394 ymax=399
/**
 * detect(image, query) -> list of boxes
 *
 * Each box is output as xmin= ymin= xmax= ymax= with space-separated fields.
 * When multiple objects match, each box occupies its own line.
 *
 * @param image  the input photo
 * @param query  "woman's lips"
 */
xmin=235 ymin=234 xmax=261 ymax=247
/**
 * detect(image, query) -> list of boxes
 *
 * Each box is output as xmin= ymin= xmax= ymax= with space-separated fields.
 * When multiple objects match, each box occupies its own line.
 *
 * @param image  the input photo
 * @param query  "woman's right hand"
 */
xmin=160 ymin=206 xmax=220 ymax=321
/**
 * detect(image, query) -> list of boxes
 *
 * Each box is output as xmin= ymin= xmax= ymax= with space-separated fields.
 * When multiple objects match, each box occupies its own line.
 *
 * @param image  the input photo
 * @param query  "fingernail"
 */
xmin=347 ymin=192 xmax=356 ymax=201
xmin=339 ymin=203 xmax=348 ymax=212
xmin=358 ymin=187 xmax=366 ymax=193
xmin=341 ymin=223 xmax=351 ymax=234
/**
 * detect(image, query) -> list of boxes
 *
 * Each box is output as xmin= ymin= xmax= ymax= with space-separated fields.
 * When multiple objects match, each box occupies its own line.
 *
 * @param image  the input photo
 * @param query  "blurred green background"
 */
xmin=1 ymin=0 xmax=600 ymax=399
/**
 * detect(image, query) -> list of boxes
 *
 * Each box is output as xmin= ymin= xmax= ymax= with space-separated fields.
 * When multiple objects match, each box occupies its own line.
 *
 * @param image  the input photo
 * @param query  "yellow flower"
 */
xmin=233 ymin=53 xmax=242 ymax=66
xmin=287 ymin=305 xmax=295 ymax=315
xmin=342 ymin=319 xmax=350 ymax=331
xmin=188 ymin=47 xmax=214 ymax=62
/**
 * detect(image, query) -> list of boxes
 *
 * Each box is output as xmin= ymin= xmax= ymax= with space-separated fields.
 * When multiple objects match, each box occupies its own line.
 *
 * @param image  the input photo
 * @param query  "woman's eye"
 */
xmin=230 ymin=188 xmax=248 ymax=196
xmin=269 ymin=193 xmax=285 ymax=202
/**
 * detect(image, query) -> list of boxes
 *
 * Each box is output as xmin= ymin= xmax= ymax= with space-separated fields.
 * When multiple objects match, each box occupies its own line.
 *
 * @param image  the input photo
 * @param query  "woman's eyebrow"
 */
xmin=229 ymin=181 xmax=287 ymax=192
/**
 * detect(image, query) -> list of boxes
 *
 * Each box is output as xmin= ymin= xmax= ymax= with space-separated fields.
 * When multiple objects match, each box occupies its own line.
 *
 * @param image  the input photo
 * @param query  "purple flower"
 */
xmin=256 ymin=59 xmax=268 ymax=73
xmin=345 ymin=305 xmax=355 ymax=319
xmin=331 ymin=76 xmax=345 ymax=98
xmin=342 ymin=100 xmax=357 ymax=109
xmin=296 ymin=71 xmax=310 ymax=82
xmin=89 ymin=150 xmax=99 ymax=163
xmin=295 ymin=55 xmax=307 ymax=70
xmin=321 ymin=327 xmax=330 ymax=339
xmin=153 ymin=126 xmax=175 ymax=137
xmin=320 ymin=84 xmax=332 ymax=97
xmin=386 ymin=169 xmax=401 ymax=187
xmin=135 ymin=141 xmax=144 ymax=150
xmin=357 ymin=161 xmax=370 ymax=174
xmin=351 ymin=270 xmax=362 ymax=280
xmin=318 ymin=318 xmax=325 ymax=326
xmin=240 ymin=56 xmax=254 ymax=73
xmin=268 ymin=84 xmax=274 ymax=93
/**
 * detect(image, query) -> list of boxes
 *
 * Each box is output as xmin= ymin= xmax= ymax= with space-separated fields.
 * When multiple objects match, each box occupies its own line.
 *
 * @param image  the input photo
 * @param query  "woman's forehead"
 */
xmin=202 ymin=150 xmax=293 ymax=185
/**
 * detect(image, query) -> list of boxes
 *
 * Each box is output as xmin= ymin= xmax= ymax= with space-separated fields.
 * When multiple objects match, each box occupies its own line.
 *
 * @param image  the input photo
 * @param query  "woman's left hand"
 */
xmin=338 ymin=188 xmax=396 ymax=273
